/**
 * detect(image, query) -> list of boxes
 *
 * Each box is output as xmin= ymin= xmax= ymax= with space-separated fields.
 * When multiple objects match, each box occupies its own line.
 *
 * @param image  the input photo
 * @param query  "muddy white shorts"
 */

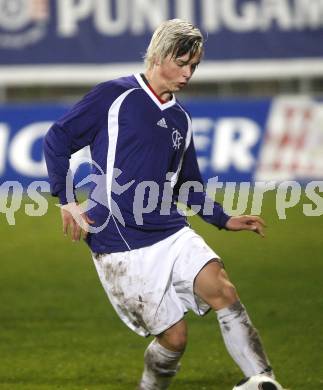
xmin=91 ymin=226 xmax=220 ymax=337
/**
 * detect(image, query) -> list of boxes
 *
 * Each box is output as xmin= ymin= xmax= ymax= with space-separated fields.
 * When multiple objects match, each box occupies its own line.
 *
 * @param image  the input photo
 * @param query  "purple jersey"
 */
xmin=44 ymin=74 xmax=230 ymax=253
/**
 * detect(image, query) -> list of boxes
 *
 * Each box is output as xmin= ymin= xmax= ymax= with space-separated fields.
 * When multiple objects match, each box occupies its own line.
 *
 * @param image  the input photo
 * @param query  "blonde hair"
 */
xmin=144 ymin=19 xmax=204 ymax=69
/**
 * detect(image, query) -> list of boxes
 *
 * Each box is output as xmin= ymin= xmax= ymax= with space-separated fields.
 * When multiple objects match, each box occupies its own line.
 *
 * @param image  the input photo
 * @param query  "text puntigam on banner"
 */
xmin=1 ymin=0 xmax=323 ymax=83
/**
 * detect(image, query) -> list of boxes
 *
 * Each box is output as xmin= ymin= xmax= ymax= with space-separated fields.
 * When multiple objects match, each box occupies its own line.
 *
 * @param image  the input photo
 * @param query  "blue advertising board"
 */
xmin=1 ymin=97 xmax=323 ymax=189
xmin=1 ymin=0 xmax=323 ymax=65
xmin=0 ymin=100 xmax=267 ymax=187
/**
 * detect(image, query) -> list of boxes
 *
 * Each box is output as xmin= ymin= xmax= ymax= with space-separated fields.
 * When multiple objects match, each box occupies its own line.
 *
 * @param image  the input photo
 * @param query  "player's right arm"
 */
xmin=43 ymin=82 xmax=115 ymax=240
xmin=60 ymin=202 xmax=95 ymax=241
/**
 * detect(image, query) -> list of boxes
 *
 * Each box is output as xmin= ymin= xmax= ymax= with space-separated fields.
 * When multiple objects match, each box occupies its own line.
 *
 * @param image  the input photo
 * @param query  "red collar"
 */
xmin=140 ymin=74 xmax=169 ymax=104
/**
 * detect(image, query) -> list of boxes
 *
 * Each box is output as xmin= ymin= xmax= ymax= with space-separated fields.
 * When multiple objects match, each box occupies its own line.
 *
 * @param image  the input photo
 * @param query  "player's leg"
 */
xmin=139 ymin=319 xmax=187 ymax=390
xmin=194 ymin=260 xmax=274 ymax=378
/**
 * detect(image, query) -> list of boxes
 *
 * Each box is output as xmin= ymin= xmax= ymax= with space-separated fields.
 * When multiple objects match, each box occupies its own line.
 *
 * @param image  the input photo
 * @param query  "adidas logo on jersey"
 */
xmin=157 ymin=118 xmax=168 ymax=128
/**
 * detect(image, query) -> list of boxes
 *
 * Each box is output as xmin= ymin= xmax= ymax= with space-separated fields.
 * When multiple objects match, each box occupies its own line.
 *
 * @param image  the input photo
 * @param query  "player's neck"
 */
xmin=143 ymin=71 xmax=173 ymax=102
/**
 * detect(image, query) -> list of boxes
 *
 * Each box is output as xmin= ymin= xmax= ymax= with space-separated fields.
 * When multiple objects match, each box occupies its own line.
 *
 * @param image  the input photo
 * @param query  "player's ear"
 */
xmin=153 ymin=54 xmax=162 ymax=66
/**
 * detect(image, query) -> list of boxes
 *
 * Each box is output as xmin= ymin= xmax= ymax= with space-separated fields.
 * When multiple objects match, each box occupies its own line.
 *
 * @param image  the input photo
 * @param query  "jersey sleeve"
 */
xmin=43 ymin=82 xmax=113 ymax=204
xmin=174 ymin=131 xmax=231 ymax=230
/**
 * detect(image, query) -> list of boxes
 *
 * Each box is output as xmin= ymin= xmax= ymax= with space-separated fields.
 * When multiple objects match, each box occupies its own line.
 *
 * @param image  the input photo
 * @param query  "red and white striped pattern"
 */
xmin=255 ymin=97 xmax=323 ymax=181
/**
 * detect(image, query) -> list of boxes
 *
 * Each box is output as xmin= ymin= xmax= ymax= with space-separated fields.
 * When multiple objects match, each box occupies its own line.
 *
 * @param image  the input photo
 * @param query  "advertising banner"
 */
xmin=1 ymin=97 xmax=323 ymax=189
xmin=1 ymin=0 xmax=323 ymax=83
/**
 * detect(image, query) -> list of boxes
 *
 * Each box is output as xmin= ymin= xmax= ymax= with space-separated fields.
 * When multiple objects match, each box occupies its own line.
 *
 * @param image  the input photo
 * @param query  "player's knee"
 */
xmin=167 ymin=332 xmax=187 ymax=352
xmin=158 ymin=324 xmax=187 ymax=352
xmin=210 ymin=280 xmax=238 ymax=310
xmin=222 ymin=281 xmax=238 ymax=303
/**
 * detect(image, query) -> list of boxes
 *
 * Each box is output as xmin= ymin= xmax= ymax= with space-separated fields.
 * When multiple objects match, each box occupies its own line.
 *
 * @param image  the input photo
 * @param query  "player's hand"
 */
xmin=60 ymin=202 xmax=95 ymax=241
xmin=225 ymin=215 xmax=266 ymax=238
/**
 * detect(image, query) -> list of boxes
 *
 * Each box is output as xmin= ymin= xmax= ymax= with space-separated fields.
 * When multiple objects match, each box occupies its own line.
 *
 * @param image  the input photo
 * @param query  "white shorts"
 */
xmin=91 ymin=227 xmax=221 ymax=337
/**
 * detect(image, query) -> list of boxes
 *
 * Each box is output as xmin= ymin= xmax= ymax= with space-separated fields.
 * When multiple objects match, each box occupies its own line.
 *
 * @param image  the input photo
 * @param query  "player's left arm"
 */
xmin=176 ymin=136 xmax=266 ymax=236
xmin=174 ymin=136 xmax=229 ymax=229
xmin=225 ymin=215 xmax=266 ymax=237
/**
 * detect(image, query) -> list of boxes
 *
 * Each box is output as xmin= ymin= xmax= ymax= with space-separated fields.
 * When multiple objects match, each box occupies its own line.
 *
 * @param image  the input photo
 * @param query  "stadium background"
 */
xmin=0 ymin=1 xmax=322 ymax=389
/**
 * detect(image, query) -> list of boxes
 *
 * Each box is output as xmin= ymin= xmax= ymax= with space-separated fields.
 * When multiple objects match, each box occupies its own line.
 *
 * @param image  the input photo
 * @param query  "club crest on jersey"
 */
xmin=157 ymin=117 xmax=168 ymax=128
xmin=172 ymin=129 xmax=183 ymax=150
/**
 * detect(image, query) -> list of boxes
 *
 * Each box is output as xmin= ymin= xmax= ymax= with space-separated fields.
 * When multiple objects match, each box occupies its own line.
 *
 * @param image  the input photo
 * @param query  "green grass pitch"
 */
xmin=0 ymin=192 xmax=322 ymax=389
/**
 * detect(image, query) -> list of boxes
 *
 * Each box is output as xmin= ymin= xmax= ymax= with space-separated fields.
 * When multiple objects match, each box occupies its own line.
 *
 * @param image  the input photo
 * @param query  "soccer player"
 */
xmin=44 ymin=19 xmax=275 ymax=389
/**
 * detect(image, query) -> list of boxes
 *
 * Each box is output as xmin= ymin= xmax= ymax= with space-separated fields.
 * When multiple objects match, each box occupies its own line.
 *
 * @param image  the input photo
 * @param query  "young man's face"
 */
xmin=157 ymin=51 xmax=201 ymax=92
